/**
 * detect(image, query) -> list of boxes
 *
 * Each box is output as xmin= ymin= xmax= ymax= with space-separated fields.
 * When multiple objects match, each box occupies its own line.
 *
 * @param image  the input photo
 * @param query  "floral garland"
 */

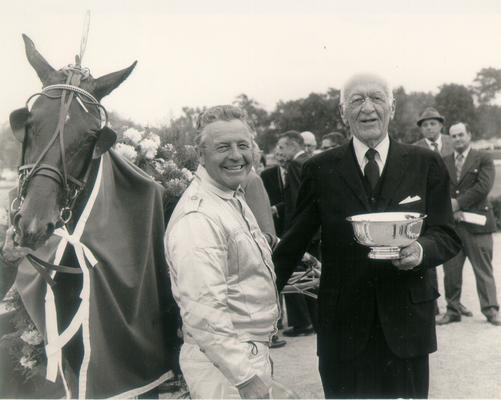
xmin=0 ymin=127 xmax=198 ymax=386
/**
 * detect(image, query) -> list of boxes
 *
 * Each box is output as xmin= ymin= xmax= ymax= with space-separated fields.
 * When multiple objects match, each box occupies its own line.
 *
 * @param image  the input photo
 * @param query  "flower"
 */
xmin=114 ymin=143 xmax=138 ymax=163
xmin=20 ymin=356 xmax=36 ymax=370
xmin=139 ymin=138 xmax=160 ymax=160
xmin=181 ymin=168 xmax=194 ymax=181
xmin=123 ymin=127 xmax=144 ymax=145
xmin=21 ymin=329 xmax=44 ymax=346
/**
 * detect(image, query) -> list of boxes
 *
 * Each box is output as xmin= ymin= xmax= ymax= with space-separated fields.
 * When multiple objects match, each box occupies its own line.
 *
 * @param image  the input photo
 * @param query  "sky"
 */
xmin=2 ymin=0 xmax=501 ymax=127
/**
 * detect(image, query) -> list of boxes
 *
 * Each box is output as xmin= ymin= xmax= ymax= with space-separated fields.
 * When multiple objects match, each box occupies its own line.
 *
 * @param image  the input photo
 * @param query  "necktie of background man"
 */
xmin=364 ymin=148 xmax=380 ymax=190
xmin=455 ymin=153 xmax=465 ymax=181
xmin=431 ymin=141 xmax=439 ymax=153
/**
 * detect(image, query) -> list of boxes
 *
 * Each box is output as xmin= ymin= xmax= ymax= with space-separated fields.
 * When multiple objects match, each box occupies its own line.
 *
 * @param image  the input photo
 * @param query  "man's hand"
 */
xmin=453 ymin=211 xmax=465 ymax=223
xmin=392 ymin=242 xmax=422 ymax=271
xmin=451 ymin=198 xmax=460 ymax=212
xmin=1 ymin=227 xmax=30 ymax=266
xmin=237 ymin=375 xmax=270 ymax=399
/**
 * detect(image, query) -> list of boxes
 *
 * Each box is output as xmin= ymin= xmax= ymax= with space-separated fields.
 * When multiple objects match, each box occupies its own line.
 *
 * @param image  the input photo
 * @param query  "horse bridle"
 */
xmin=12 ymin=67 xmax=108 ymax=226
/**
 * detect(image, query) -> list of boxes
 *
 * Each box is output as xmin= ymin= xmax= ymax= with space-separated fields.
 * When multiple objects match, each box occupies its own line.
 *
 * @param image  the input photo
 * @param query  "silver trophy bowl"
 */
xmin=346 ymin=212 xmax=426 ymax=260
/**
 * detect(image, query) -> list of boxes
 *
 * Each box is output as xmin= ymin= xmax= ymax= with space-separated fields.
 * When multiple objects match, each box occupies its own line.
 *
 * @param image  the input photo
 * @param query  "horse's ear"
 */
xmin=22 ymin=34 xmax=55 ymax=84
xmin=92 ymin=61 xmax=137 ymax=100
xmin=9 ymin=108 xmax=31 ymax=142
xmin=93 ymin=126 xmax=117 ymax=159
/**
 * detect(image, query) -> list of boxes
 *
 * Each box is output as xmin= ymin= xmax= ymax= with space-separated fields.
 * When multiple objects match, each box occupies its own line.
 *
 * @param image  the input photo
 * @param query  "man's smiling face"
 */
xmin=341 ymin=74 xmax=394 ymax=147
xmin=199 ymin=119 xmax=253 ymax=190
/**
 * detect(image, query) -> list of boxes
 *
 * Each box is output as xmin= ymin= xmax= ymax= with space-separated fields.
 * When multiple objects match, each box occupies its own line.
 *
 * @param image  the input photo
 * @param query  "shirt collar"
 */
xmin=425 ymin=135 xmax=442 ymax=149
xmin=293 ymin=150 xmax=306 ymax=160
xmin=352 ymin=134 xmax=390 ymax=169
xmin=455 ymin=145 xmax=471 ymax=160
xmin=195 ymin=165 xmax=244 ymax=200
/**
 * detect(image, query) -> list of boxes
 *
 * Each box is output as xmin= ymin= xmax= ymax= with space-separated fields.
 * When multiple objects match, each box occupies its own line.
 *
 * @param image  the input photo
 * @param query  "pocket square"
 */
xmin=399 ymin=195 xmax=421 ymax=205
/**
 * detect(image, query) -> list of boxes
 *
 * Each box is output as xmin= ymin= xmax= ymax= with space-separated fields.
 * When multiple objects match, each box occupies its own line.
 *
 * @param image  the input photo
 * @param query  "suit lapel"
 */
xmin=444 ymin=155 xmax=456 ymax=184
xmin=338 ymin=143 xmax=370 ymax=210
xmin=378 ymin=140 xmax=409 ymax=210
xmin=458 ymin=149 xmax=476 ymax=183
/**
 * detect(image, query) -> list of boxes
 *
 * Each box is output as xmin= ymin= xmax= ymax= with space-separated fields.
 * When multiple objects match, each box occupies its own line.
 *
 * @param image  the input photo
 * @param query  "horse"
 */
xmin=2 ymin=34 xmax=180 ymax=398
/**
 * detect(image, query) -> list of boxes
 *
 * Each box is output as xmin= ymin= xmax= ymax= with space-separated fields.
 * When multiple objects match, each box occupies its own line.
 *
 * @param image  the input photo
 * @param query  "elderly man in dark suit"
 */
xmin=273 ymin=73 xmax=461 ymax=398
xmin=414 ymin=107 xmax=454 ymax=157
xmin=437 ymin=122 xmax=501 ymax=326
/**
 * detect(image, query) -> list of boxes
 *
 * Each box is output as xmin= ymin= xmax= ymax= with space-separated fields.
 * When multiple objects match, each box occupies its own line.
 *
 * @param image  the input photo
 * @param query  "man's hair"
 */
xmin=194 ymin=105 xmax=255 ymax=146
xmin=340 ymin=73 xmax=394 ymax=110
xmin=322 ymin=132 xmax=347 ymax=146
xmin=279 ymin=130 xmax=304 ymax=146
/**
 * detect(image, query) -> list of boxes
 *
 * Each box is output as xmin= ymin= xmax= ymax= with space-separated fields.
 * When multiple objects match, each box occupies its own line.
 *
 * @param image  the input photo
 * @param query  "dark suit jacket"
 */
xmin=444 ymin=149 xmax=497 ymax=234
xmin=413 ymin=134 xmax=454 ymax=157
xmin=273 ymin=139 xmax=461 ymax=361
xmin=261 ymin=165 xmax=286 ymax=236
xmin=283 ymin=151 xmax=310 ymax=230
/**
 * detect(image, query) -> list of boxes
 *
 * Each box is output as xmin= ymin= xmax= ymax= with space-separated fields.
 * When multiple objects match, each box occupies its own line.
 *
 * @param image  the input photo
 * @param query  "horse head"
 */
xmin=10 ymin=34 xmax=137 ymax=250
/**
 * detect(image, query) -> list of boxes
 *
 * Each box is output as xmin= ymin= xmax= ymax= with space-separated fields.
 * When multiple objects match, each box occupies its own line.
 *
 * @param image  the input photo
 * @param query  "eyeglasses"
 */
xmin=347 ymin=94 xmax=388 ymax=108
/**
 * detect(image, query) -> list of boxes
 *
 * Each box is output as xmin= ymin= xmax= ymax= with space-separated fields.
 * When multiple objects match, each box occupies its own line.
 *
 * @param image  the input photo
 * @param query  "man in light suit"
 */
xmin=437 ymin=122 xmax=501 ymax=326
xmin=273 ymin=73 xmax=461 ymax=398
xmin=414 ymin=107 xmax=454 ymax=157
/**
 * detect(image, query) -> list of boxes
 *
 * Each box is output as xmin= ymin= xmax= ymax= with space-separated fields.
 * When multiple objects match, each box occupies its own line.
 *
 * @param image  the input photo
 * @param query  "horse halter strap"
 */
xmin=16 ymin=67 xmax=107 ymax=225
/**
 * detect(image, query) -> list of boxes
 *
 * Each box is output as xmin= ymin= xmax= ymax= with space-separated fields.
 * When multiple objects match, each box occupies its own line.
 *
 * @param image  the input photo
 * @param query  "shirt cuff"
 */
xmin=415 ymin=241 xmax=424 ymax=266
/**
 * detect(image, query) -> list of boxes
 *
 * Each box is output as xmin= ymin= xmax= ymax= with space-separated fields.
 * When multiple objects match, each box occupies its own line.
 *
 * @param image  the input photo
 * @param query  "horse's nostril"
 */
xmin=46 ymin=222 xmax=55 ymax=237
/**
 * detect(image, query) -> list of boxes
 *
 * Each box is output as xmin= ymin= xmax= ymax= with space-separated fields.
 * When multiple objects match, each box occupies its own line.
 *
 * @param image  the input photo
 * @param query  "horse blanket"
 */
xmin=13 ymin=149 xmax=179 ymax=398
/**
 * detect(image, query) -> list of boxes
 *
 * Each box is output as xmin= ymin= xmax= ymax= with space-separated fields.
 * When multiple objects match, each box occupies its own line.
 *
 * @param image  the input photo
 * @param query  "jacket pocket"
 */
xmin=409 ymin=285 xmax=440 ymax=304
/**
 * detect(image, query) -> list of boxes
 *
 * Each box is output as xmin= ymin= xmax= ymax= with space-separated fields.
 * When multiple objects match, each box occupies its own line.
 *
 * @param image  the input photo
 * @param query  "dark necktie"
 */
xmin=364 ymin=148 xmax=380 ymax=190
xmin=431 ymin=141 xmax=439 ymax=154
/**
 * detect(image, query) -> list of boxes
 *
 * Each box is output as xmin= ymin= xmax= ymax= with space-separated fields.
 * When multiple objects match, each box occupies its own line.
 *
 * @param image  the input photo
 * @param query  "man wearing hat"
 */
xmin=413 ymin=107 xmax=472 ymax=318
xmin=414 ymin=107 xmax=454 ymax=157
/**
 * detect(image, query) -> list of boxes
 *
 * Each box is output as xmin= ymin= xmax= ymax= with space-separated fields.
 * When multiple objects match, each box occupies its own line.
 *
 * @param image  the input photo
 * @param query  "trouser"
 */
xmin=443 ymin=225 xmax=498 ymax=317
xmin=179 ymin=341 xmax=273 ymax=399
xmin=284 ymin=292 xmax=318 ymax=331
xmin=318 ymin=319 xmax=429 ymax=399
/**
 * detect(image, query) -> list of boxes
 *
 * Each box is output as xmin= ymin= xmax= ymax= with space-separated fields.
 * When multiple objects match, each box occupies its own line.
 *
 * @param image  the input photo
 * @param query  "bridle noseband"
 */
xmin=12 ymin=67 xmax=108 ymax=227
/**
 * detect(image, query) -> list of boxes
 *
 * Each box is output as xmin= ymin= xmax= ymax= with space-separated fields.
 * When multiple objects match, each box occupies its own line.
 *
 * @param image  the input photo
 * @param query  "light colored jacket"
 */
xmin=165 ymin=166 xmax=280 ymax=386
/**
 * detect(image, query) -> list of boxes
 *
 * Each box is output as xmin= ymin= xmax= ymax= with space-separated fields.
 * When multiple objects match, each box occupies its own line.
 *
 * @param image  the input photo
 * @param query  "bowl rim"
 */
xmin=346 ymin=212 xmax=427 ymax=223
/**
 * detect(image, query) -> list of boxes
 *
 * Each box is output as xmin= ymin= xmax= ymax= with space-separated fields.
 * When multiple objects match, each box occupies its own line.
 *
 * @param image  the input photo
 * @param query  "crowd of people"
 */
xmin=1 ymin=72 xmax=499 ymax=399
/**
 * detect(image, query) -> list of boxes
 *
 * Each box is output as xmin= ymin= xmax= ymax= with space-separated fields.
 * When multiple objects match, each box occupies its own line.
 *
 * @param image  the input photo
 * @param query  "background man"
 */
xmin=300 ymin=131 xmax=318 ymax=156
xmin=261 ymin=147 xmax=287 ymax=237
xmin=275 ymin=130 xmax=317 ymax=336
xmin=273 ymin=73 xmax=461 ymax=398
xmin=165 ymin=105 xmax=280 ymax=399
xmin=438 ymin=122 xmax=501 ymax=326
xmin=414 ymin=107 xmax=454 ymax=156
xmin=413 ymin=106 xmax=465 ymax=317
xmin=320 ymin=132 xmax=348 ymax=152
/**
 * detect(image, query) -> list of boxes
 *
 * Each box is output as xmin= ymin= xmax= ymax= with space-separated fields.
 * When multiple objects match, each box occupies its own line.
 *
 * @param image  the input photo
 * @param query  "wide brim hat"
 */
xmin=416 ymin=107 xmax=445 ymax=127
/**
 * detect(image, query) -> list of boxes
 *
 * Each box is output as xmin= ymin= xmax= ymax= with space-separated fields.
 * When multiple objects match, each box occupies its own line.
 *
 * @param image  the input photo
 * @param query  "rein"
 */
xmin=13 ymin=70 xmax=107 ymax=226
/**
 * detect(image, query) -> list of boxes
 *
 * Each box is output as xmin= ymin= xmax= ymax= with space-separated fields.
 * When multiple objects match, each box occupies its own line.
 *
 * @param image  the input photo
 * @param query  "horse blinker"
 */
xmin=9 ymin=107 xmax=31 ymax=142
xmin=92 ymin=126 xmax=117 ymax=159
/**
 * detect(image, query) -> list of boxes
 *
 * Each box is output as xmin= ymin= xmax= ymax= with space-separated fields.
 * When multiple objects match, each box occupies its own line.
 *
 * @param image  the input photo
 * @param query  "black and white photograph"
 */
xmin=1 ymin=0 xmax=501 ymax=398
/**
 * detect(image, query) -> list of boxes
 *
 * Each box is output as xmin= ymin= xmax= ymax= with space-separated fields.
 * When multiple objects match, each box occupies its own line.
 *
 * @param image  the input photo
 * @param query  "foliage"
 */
xmin=0 ymin=122 xmax=21 ymax=170
xmin=470 ymin=67 xmax=501 ymax=106
xmin=435 ymin=84 xmax=478 ymax=137
xmin=390 ymin=87 xmax=436 ymax=143
xmin=0 ymin=290 xmax=46 ymax=382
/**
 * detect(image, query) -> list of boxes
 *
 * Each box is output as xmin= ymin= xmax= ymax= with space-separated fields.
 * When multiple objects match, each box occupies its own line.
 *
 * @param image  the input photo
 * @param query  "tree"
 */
xmin=390 ymin=87 xmax=435 ymax=143
xmin=232 ymin=94 xmax=270 ymax=135
xmin=470 ymin=67 xmax=501 ymax=106
xmin=435 ymin=84 xmax=478 ymax=138
xmin=0 ymin=122 xmax=21 ymax=170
